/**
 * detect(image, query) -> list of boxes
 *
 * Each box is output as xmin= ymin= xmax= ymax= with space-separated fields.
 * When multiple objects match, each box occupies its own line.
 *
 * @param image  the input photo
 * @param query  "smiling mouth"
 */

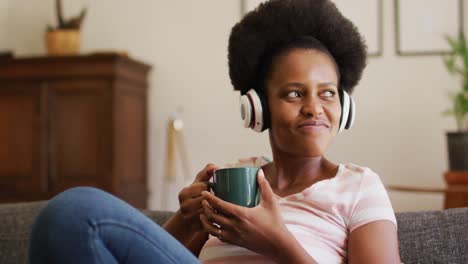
xmin=299 ymin=124 xmax=328 ymax=128
xmin=298 ymin=121 xmax=330 ymax=129
xmin=297 ymin=125 xmax=329 ymax=133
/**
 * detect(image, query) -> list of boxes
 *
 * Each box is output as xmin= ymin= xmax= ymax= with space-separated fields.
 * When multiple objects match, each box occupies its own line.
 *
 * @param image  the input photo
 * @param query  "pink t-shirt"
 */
xmin=198 ymin=157 xmax=397 ymax=263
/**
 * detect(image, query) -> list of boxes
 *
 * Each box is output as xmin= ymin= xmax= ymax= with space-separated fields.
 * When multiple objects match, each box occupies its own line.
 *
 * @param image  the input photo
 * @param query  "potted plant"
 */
xmin=45 ymin=0 xmax=87 ymax=56
xmin=443 ymin=33 xmax=468 ymax=172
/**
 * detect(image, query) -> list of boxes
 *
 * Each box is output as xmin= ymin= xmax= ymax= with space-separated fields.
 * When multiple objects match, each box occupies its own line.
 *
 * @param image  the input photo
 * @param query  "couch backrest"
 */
xmin=143 ymin=208 xmax=468 ymax=263
xmin=395 ymin=207 xmax=468 ymax=264
xmin=1 ymin=201 xmax=467 ymax=264
xmin=0 ymin=201 xmax=46 ymax=264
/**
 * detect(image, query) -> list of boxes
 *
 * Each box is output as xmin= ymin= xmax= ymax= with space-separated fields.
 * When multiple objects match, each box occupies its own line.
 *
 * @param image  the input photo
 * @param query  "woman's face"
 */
xmin=266 ymin=48 xmax=341 ymax=157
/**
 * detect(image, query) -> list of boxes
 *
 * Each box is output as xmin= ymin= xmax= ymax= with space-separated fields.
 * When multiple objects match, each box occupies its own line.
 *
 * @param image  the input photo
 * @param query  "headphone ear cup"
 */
xmin=240 ymin=94 xmax=253 ymax=128
xmin=345 ymin=96 xmax=356 ymax=129
xmin=338 ymin=90 xmax=350 ymax=133
xmin=242 ymin=89 xmax=265 ymax=133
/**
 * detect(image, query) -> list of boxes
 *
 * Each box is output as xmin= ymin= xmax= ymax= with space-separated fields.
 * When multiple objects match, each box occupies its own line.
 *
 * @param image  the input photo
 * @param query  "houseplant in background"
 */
xmin=46 ymin=0 xmax=87 ymax=56
xmin=442 ymin=33 xmax=468 ymax=173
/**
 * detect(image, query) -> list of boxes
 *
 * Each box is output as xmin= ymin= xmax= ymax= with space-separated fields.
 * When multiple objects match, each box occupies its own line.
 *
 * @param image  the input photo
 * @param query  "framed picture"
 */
xmin=395 ymin=0 xmax=464 ymax=56
xmin=242 ymin=0 xmax=384 ymax=57
xmin=333 ymin=0 xmax=383 ymax=57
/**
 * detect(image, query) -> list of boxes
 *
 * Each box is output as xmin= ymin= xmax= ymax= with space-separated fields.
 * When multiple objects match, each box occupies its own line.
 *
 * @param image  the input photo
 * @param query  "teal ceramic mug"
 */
xmin=211 ymin=167 xmax=261 ymax=208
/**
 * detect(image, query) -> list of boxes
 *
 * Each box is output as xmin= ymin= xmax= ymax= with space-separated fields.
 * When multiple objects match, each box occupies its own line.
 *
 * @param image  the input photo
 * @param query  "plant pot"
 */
xmin=446 ymin=131 xmax=468 ymax=171
xmin=45 ymin=30 xmax=80 ymax=56
xmin=444 ymin=171 xmax=468 ymax=184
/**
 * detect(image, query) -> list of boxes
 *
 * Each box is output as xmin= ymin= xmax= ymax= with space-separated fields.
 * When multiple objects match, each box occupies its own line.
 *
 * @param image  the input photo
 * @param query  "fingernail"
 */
xmin=202 ymin=191 xmax=209 ymax=196
xmin=258 ymin=169 xmax=265 ymax=178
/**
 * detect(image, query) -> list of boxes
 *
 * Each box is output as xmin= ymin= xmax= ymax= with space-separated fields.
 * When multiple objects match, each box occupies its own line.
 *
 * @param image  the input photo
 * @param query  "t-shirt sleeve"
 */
xmin=348 ymin=169 xmax=397 ymax=233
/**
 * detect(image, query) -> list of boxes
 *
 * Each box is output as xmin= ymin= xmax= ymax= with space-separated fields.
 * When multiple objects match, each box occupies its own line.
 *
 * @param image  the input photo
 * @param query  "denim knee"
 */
xmin=31 ymin=187 xmax=108 ymax=235
xmin=37 ymin=187 xmax=114 ymax=223
xmin=29 ymin=187 xmax=114 ymax=262
xmin=49 ymin=186 xmax=112 ymax=207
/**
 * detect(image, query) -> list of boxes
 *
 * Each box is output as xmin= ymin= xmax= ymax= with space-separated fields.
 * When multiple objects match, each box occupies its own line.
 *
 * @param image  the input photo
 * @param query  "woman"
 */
xmin=29 ymin=0 xmax=400 ymax=263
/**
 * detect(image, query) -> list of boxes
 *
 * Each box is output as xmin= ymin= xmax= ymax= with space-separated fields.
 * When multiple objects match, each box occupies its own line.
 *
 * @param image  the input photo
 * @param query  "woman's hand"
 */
xmin=178 ymin=163 xmax=219 ymax=232
xmin=200 ymin=169 xmax=289 ymax=259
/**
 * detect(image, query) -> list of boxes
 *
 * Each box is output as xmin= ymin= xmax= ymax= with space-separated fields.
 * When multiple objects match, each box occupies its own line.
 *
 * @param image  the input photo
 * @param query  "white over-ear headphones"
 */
xmin=240 ymin=88 xmax=355 ymax=133
xmin=337 ymin=89 xmax=356 ymax=133
xmin=240 ymin=89 xmax=267 ymax=132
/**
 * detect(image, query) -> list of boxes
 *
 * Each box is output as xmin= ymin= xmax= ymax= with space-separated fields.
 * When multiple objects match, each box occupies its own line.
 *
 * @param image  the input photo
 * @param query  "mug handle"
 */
xmin=207 ymin=182 xmax=215 ymax=193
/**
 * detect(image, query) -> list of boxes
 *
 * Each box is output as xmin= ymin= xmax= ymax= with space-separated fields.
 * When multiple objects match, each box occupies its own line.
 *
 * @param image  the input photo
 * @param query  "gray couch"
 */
xmin=1 ymin=201 xmax=467 ymax=264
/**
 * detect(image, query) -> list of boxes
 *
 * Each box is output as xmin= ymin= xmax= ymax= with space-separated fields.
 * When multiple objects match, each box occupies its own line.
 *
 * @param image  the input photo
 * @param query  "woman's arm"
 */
xmin=347 ymin=220 xmax=400 ymax=264
xmin=273 ymin=220 xmax=400 ymax=264
xmin=163 ymin=209 xmax=209 ymax=256
xmin=162 ymin=163 xmax=219 ymax=256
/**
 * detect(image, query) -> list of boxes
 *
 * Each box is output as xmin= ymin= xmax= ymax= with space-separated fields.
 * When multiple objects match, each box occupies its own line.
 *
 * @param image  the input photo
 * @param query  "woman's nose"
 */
xmin=301 ymin=96 xmax=323 ymax=117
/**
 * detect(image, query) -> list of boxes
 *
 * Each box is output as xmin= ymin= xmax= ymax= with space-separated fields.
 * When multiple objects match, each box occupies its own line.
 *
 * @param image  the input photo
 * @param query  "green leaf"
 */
xmin=445 ymin=35 xmax=459 ymax=52
xmin=459 ymin=34 xmax=468 ymax=66
xmin=443 ymin=55 xmax=456 ymax=74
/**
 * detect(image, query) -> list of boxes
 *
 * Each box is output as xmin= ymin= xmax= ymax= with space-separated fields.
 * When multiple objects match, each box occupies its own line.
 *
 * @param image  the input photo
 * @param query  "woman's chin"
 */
xmin=271 ymin=133 xmax=332 ymax=157
xmin=285 ymin=145 xmax=327 ymax=158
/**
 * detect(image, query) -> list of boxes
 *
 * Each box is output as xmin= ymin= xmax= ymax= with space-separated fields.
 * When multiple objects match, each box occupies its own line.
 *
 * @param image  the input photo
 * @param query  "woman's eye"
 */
xmin=322 ymin=90 xmax=336 ymax=98
xmin=287 ymin=91 xmax=301 ymax=98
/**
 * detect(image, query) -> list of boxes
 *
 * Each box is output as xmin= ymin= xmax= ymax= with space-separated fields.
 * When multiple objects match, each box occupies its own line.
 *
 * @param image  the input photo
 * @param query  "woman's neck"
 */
xmin=264 ymin=151 xmax=337 ymax=193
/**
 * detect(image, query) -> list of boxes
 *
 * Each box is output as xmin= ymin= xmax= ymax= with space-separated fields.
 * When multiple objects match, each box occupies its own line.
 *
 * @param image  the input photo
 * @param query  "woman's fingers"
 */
xmin=200 ymin=214 xmax=232 ymax=243
xmin=178 ymin=182 xmax=210 ymax=202
xmin=200 ymin=214 xmax=220 ymax=236
xmin=202 ymin=200 xmax=232 ymax=228
xmin=257 ymin=169 xmax=274 ymax=204
xmin=194 ymin=164 xmax=219 ymax=183
xmin=179 ymin=195 xmax=204 ymax=218
xmin=201 ymin=191 xmax=241 ymax=217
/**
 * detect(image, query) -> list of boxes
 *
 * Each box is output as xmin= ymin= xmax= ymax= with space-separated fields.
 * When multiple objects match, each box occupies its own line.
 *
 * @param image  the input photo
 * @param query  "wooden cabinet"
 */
xmin=0 ymin=55 xmax=151 ymax=208
xmin=0 ymin=82 xmax=45 ymax=199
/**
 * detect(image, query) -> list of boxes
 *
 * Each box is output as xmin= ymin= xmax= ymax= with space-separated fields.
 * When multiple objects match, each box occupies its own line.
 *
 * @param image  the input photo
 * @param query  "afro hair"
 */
xmin=228 ymin=0 xmax=367 ymax=95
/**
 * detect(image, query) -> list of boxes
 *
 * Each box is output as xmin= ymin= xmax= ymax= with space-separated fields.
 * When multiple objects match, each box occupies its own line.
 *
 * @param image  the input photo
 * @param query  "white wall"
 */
xmin=0 ymin=2 xmax=7 ymax=51
xmin=0 ymin=0 xmax=462 ymax=212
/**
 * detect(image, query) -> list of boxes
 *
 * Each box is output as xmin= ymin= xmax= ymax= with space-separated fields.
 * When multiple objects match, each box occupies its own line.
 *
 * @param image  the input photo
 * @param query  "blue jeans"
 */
xmin=29 ymin=187 xmax=201 ymax=264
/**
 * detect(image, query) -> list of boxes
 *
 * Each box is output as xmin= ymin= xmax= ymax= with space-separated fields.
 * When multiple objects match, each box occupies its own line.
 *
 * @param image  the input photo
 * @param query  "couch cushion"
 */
xmin=397 ymin=207 xmax=468 ymax=264
xmin=0 ymin=201 xmax=46 ymax=264
xmin=141 ymin=210 xmax=174 ymax=226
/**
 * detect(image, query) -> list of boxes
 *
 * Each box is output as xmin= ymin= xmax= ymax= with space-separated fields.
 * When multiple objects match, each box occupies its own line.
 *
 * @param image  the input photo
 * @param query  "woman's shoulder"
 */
xmin=339 ymin=163 xmax=396 ymax=230
xmin=339 ymin=163 xmax=378 ymax=175
xmin=337 ymin=163 xmax=383 ymax=185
